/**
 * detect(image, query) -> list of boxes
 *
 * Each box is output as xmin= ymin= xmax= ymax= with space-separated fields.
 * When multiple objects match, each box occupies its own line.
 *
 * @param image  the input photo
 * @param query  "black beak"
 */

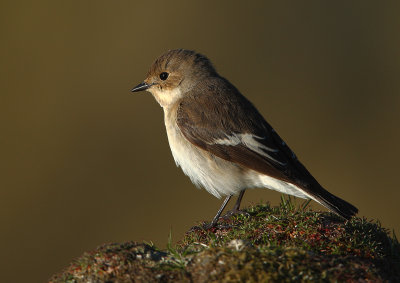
xmin=131 ymin=82 xmax=150 ymax=92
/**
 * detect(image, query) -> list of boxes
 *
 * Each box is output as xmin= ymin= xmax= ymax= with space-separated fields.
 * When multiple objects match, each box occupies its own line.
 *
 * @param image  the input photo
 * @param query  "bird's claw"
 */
xmin=222 ymin=209 xmax=250 ymax=219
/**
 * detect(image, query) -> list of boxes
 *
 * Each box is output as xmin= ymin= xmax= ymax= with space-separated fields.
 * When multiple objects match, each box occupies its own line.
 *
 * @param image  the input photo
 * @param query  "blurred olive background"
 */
xmin=1 ymin=1 xmax=399 ymax=282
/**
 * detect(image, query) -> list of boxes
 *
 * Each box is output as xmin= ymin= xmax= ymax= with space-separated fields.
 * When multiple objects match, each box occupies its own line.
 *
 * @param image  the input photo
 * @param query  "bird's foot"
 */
xmin=222 ymin=209 xmax=250 ymax=219
xmin=188 ymin=222 xmax=216 ymax=232
xmin=201 ymin=222 xmax=217 ymax=230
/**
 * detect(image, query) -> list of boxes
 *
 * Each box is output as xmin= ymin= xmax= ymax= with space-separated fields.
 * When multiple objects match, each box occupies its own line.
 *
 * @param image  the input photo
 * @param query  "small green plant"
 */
xmin=50 ymin=198 xmax=400 ymax=283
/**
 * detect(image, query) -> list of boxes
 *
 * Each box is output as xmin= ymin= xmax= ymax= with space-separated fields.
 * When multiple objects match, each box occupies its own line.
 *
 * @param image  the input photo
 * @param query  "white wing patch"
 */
xmin=211 ymin=133 xmax=286 ymax=166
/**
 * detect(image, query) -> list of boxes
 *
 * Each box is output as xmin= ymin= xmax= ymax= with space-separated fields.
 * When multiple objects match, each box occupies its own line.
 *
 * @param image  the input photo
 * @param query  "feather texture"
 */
xmin=136 ymin=49 xmax=358 ymax=220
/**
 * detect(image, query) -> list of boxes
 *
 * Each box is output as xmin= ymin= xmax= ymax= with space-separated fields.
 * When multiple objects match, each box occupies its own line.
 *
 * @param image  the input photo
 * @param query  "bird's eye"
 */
xmin=159 ymin=72 xmax=169 ymax=80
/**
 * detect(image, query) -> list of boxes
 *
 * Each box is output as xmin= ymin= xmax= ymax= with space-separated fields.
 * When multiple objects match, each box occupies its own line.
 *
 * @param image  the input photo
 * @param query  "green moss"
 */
xmin=50 ymin=198 xmax=400 ymax=282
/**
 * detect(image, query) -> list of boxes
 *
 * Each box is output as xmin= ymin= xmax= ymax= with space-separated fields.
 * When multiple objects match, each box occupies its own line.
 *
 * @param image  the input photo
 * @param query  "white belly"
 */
xmin=165 ymin=112 xmax=246 ymax=198
xmin=163 ymin=106 xmax=310 ymax=200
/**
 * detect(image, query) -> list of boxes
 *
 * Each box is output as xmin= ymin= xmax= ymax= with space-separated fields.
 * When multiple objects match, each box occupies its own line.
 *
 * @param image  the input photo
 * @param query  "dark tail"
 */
xmin=312 ymin=188 xmax=358 ymax=220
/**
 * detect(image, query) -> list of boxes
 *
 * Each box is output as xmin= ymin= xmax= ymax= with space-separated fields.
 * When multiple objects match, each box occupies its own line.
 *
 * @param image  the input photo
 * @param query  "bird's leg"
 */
xmin=202 ymin=195 xmax=232 ymax=229
xmin=233 ymin=190 xmax=245 ymax=211
xmin=222 ymin=190 xmax=250 ymax=218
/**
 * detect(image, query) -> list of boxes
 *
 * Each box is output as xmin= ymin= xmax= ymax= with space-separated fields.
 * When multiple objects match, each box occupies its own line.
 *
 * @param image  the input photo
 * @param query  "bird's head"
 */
xmin=131 ymin=49 xmax=217 ymax=107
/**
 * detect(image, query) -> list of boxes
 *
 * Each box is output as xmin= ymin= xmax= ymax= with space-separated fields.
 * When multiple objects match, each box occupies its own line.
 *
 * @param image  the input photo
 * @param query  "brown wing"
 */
xmin=176 ymin=76 xmax=358 ymax=219
xmin=176 ymin=77 xmax=311 ymax=187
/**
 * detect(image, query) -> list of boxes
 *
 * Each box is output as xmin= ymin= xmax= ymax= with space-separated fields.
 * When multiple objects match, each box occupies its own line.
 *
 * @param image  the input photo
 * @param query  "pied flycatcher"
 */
xmin=131 ymin=49 xmax=358 ymax=227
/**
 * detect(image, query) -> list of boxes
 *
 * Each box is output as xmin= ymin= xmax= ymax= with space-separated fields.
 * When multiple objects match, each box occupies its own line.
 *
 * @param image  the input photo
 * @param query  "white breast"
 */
xmin=163 ymin=106 xmax=249 ymax=198
xmin=162 ymin=103 xmax=311 ymax=200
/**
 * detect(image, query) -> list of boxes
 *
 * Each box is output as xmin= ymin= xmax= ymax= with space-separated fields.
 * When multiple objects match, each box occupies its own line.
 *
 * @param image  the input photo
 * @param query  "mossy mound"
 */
xmin=50 ymin=199 xmax=400 ymax=282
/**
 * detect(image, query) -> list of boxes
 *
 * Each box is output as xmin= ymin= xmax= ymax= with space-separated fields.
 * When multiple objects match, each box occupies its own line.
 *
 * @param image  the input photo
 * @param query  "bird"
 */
xmin=131 ymin=49 xmax=358 ymax=228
